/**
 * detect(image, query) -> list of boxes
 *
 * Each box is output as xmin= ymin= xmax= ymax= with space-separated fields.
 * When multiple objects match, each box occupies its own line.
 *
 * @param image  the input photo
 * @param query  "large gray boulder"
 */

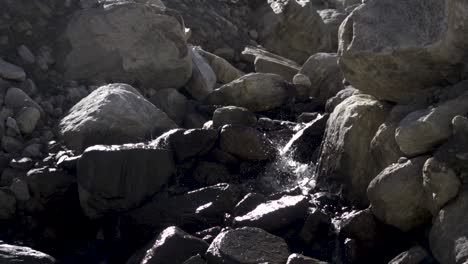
xmin=196 ymin=47 xmax=244 ymax=84
xmin=430 ymin=188 xmax=468 ymax=264
xmin=0 ymin=243 xmax=56 ymax=264
xmin=338 ymin=0 xmax=468 ymax=103
xmin=59 ymin=2 xmax=191 ymax=88
xmin=78 ymin=143 xmax=175 ymax=218
xmin=297 ymin=53 xmax=345 ymax=105
xmin=206 ymin=227 xmax=290 ymax=264
xmin=149 ymin=88 xmax=188 ymax=126
xmin=367 ymin=157 xmax=432 ymax=232
xmin=316 ymin=94 xmax=389 ymax=207
xmin=255 ymin=0 xmax=331 ymax=63
xmin=186 ymin=46 xmax=216 ymax=101
xmin=59 ymin=84 xmax=177 ymax=152
xmin=205 ymin=73 xmax=290 ymax=112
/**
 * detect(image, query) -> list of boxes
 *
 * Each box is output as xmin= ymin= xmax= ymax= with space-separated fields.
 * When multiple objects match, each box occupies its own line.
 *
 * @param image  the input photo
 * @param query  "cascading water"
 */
xmin=256 ymin=118 xmax=321 ymax=194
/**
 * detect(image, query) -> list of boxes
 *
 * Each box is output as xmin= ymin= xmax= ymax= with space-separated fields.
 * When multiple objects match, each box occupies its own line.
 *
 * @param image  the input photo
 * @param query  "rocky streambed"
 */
xmin=0 ymin=0 xmax=468 ymax=264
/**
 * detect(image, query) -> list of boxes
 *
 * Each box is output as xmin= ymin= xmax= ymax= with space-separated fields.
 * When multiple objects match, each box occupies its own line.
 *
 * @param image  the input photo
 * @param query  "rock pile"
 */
xmin=0 ymin=0 xmax=468 ymax=263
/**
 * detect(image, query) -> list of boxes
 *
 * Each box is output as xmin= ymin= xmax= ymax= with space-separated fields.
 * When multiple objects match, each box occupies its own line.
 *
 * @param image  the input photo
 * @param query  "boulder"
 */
xmin=338 ymin=0 xmax=468 ymax=103
xmin=388 ymin=246 xmax=433 ymax=264
xmin=212 ymin=106 xmax=257 ymax=129
xmin=316 ymin=94 xmax=389 ymax=207
xmin=59 ymin=84 xmax=177 ymax=152
xmin=77 ymin=143 xmax=175 ymax=218
xmin=233 ymin=193 xmax=267 ymax=217
xmin=5 ymin=87 xmax=42 ymax=114
xmin=422 ymin=157 xmax=460 ymax=214
xmin=367 ymin=157 xmax=432 ymax=232
xmin=15 ymin=107 xmax=41 ymax=134
xmin=370 ymin=121 xmax=404 ymax=172
xmin=287 ymin=254 xmax=328 ymax=264
xmin=0 ymin=243 xmax=56 ymax=264
xmin=220 ymin=125 xmax=277 ymax=161
xmin=149 ymin=88 xmax=188 ymax=126
xmin=60 ymin=2 xmax=192 ymax=88
xmin=255 ymin=0 xmax=331 ymax=63
xmin=123 ymin=184 xmax=238 ymax=238
xmin=430 ymin=188 xmax=468 ymax=264
xmin=0 ymin=59 xmax=26 ymax=81
xmin=395 ymin=93 xmax=468 ymax=157
xmin=195 ymin=47 xmax=244 ymax=84
xmin=324 ymin=87 xmax=360 ymax=113
xmin=153 ymin=128 xmax=218 ymax=161
xmin=206 ymin=227 xmax=290 ymax=264
xmin=233 ymin=195 xmax=309 ymax=231
xmin=205 ymin=73 xmax=290 ymax=112
xmin=127 ymin=226 xmax=209 ymax=264
xmin=186 ymin=46 xmax=216 ymax=101
xmin=26 ymin=167 xmax=75 ymax=205
xmin=298 ymin=53 xmax=344 ymax=105
xmin=299 ymin=208 xmax=331 ymax=244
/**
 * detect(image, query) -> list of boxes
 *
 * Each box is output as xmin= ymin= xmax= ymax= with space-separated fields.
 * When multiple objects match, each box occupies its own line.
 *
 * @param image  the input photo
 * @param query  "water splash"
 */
xmin=257 ymin=123 xmax=317 ymax=194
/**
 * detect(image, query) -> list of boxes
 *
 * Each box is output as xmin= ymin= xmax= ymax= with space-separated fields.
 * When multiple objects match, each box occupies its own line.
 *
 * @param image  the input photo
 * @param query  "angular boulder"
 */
xmin=186 ymin=46 xmax=216 ymax=101
xmin=367 ymin=157 xmax=432 ymax=232
xmin=205 ymin=73 xmax=290 ymax=112
xmin=206 ymin=227 xmax=290 ymax=264
xmin=316 ymin=94 xmax=389 ymax=207
xmin=78 ymin=143 xmax=175 ymax=218
xmin=127 ymin=226 xmax=208 ymax=264
xmin=233 ymin=195 xmax=309 ymax=231
xmin=0 ymin=243 xmax=55 ymax=264
xmin=338 ymin=0 xmax=468 ymax=103
xmin=59 ymin=84 xmax=177 ymax=152
xmin=60 ymin=2 xmax=191 ymax=88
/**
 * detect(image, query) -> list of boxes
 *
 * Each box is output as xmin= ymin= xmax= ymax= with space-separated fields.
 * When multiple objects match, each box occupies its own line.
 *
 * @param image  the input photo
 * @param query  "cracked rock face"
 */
xmin=338 ymin=0 xmax=468 ymax=103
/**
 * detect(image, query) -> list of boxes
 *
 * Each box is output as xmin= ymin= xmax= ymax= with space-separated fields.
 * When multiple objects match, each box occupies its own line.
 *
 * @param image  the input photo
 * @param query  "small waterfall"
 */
xmin=256 ymin=122 xmax=318 ymax=194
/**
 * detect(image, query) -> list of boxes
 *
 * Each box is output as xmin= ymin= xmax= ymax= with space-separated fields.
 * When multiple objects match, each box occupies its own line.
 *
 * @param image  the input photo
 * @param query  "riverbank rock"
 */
xmin=59 ymin=84 xmax=177 ymax=152
xmin=78 ymin=143 xmax=175 ymax=218
xmin=0 ymin=243 xmax=56 ymax=264
xmin=316 ymin=94 xmax=389 ymax=207
xmin=59 ymin=2 xmax=192 ymax=88
xmin=368 ymin=157 xmax=431 ymax=231
xmin=127 ymin=226 xmax=208 ymax=264
xmin=205 ymin=73 xmax=290 ymax=112
xmin=206 ymin=227 xmax=290 ymax=264
xmin=338 ymin=0 xmax=468 ymax=103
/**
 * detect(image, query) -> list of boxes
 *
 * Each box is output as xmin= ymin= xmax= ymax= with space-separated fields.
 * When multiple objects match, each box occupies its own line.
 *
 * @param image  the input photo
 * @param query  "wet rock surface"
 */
xmin=1 ymin=0 xmax=468 ymax=263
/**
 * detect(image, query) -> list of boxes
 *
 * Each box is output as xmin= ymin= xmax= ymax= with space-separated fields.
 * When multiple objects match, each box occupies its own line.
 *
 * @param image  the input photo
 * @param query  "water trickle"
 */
xmin=256 ymin=121 xmax=318 ymax=194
